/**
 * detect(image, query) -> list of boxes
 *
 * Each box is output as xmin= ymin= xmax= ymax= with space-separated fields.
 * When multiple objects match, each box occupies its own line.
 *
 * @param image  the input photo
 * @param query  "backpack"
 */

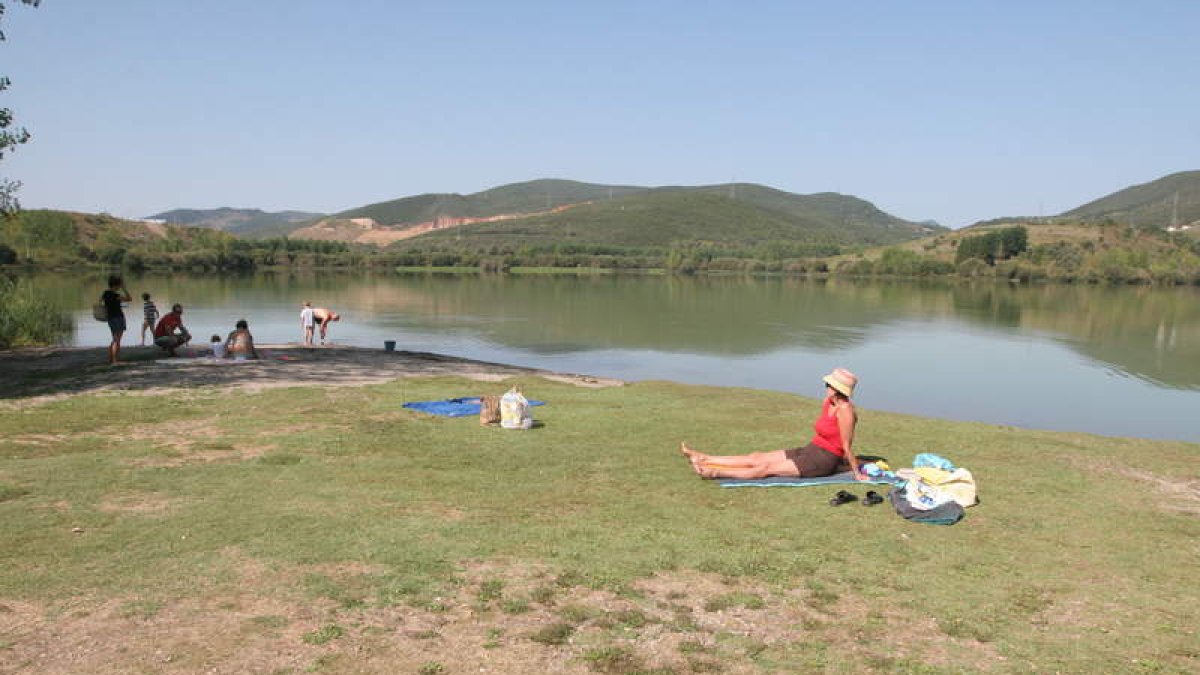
xmin=479 ymin=395 xmax=501 ymax=426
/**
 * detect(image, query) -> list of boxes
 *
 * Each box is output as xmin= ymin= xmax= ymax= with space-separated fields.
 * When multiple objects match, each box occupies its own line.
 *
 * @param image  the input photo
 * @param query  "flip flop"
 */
xmin=862 ymin=490 xmax=884 ymax=507
xmin=829 ymin=490 xmax=858 ymax=506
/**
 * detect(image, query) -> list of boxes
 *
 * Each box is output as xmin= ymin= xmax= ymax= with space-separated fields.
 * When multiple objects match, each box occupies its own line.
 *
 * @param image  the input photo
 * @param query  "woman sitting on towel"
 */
xmin=681 ymin=368 xmax=864 ymax=480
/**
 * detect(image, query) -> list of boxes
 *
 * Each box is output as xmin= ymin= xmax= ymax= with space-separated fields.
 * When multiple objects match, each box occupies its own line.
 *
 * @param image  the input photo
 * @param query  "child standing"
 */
xmin=141 ymin=293 xmax=160 ymax=346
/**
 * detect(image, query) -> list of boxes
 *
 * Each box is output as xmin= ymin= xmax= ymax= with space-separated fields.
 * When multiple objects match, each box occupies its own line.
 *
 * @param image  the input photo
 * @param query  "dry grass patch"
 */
xmin=0 ymin=556 xmax=1033 ymax=674
xmin=1068 ymin=456 xmax=1200 ymax=515
xmin=124 ymin=417 xmax=222 ymax=448
xmin=1113 ymin=466 xmax=1200 ymax=515
xmin=125 ymin=443 xmax=273 ymax=468
xmin=97 ymin=491 xmax=176 ymax=515
xmin=3 ymin=433 xmax=71 ymax=448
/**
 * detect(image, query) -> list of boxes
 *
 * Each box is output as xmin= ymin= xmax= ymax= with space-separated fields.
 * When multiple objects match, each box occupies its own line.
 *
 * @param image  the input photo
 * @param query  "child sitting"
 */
xmin=210 ymin=334 xmax=227 ymax=359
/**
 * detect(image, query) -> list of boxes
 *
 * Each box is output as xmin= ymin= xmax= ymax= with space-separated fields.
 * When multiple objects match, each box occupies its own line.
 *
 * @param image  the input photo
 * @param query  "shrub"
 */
xmin=0 ymin=276 xmax=73 ymax=348
xmin=956 ymin=258 xmax=989 ymax=278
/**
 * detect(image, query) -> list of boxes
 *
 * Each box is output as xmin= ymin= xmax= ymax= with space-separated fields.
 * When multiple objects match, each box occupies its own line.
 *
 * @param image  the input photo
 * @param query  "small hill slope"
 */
xmin=1060 ymin=170 xmax=1200 ymax=228
xmin=149 ymin=208 xmax=325 ymax=239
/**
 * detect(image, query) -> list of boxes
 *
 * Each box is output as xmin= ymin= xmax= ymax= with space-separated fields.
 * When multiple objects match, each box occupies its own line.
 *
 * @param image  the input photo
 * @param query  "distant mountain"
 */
xmin=1060 ymin=170 xmax=1200 ymax=228
xmin=291 ymin=179 xmax=942 ymax=248
xmin=148 ymin=208 xmax=325 ymax=239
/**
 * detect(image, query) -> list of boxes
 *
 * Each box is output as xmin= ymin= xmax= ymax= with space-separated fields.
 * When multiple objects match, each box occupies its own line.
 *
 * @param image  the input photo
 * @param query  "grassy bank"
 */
xmin=0 ymin=276 xmax=73 ymax=348
xmin=0 ymin=374 xmax=1197 ymax=673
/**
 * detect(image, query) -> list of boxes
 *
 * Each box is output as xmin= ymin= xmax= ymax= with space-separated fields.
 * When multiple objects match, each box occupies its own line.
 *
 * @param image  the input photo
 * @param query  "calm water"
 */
xmin=38 ymin=271 xmax=1200 ymax=443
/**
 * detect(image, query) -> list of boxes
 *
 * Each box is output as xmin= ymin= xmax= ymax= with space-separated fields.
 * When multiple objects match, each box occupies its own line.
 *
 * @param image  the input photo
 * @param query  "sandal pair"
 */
xmin=830 ymin=490 xmax=885 ymax=507
xmin=829 ymin=490 xmax=857 ymax=506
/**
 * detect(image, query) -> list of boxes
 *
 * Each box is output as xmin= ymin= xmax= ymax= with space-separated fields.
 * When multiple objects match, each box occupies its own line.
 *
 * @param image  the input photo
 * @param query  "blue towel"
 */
xmin=402 ymin=397 xmax=545 ymax=418
xmin=719 ymin=472 xmax=899 ymax=488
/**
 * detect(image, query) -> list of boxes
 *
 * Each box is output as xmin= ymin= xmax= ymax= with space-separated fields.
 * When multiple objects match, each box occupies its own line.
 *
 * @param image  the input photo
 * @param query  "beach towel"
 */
xmin=403 ymin=397 xmax=546 ymax=418
xmin=718 ymin=472 xmax=899 ymax=488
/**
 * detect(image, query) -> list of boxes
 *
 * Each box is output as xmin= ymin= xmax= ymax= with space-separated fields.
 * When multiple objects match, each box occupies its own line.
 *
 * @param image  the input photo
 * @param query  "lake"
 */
xmin=40 ymin=271 xmax=1200 ymax=443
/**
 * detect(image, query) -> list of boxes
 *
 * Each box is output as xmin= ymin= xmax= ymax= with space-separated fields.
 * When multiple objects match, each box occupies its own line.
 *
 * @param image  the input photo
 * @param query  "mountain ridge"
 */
xmin=146 ymin=170 xmax=1200 ymax=246
xmin=289 ymin=179 xmax=941 ymax=248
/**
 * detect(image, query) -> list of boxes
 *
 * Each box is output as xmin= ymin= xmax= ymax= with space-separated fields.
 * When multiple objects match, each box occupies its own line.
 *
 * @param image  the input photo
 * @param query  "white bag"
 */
xmin=499 ymin=387 xmax=532 ymax=429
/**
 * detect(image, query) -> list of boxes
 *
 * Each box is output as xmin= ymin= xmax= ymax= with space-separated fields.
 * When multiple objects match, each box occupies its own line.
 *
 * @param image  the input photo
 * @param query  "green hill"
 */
xmin=316 ymin=179 xmax=940 ymax=246
xmin=680 ymin=183 xmax=936 ymax=243
xmin=389 ymin=187 xmax=940 ymax=257
xmin=0 ymin=209 xmax=350 ymax=271
xmin=149 ymin=208 xmax=326 ymax=239
xmin=1 ymin=210 xmax=235 ymax=265
xmin=1060 ymin=170 xmax=1200 ymax=228
xmin=333 ymin=179 xmax=649 ymax=226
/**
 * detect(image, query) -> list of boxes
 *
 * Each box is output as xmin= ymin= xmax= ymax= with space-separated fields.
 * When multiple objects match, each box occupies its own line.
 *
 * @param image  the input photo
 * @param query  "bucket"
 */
xmin=383 ymin=340 xmax=396 ymax=352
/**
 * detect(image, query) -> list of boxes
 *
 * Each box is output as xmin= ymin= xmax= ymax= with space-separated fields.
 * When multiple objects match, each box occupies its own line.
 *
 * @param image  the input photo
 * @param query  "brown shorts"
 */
xmin=784 ymin=443 xmax=845 ymax=477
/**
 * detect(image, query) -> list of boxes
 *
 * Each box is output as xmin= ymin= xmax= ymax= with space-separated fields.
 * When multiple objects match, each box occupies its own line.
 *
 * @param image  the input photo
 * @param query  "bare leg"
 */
xmin=109 ymin=330 xmax=124 ymax=364
xmin=681 ymin=443 xmax=770 ymax=468
xmin=681 ymin=443 xmax=797 ymax=479
xmin=697 ymin=464 xmax=773 ymax=479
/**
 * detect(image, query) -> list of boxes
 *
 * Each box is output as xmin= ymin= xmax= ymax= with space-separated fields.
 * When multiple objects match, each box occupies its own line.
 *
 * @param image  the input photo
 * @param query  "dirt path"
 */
xmin=0 ymin=344 xmax=623 ymax=402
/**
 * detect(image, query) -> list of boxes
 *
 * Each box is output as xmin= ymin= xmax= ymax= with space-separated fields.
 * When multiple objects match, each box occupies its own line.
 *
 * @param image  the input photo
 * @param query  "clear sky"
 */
xmin=3 ymin=1 xmax=1198 ymax=228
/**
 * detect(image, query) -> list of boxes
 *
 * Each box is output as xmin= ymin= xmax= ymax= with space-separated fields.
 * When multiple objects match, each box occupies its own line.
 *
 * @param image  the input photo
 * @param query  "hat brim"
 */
xmin=822 ymin=375 xmax=853 ymax=397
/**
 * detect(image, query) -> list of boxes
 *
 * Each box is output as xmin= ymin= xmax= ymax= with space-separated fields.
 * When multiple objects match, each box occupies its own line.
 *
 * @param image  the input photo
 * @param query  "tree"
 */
xmin=955 ymin=226 xmax=1028 ymax=265
xmin=1 ymin=1 xmax=40 ymax=216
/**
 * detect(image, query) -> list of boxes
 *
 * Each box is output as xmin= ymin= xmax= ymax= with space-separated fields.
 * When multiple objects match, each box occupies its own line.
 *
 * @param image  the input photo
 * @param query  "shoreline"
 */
xmin=0 ymin=344 xmax=624 ymax=403
xmin=3 ymin=343 xmax=1199 ymax=447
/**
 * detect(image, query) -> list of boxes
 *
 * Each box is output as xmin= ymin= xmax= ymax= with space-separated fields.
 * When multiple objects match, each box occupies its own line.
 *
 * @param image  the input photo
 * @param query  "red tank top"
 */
xmin=811 ymin=398 xmax=844 ymax=456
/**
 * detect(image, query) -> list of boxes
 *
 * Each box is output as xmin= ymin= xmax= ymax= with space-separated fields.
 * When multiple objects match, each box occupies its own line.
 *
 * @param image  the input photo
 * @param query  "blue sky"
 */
xmin=3 ymin=0 xmax=1198 ymax=227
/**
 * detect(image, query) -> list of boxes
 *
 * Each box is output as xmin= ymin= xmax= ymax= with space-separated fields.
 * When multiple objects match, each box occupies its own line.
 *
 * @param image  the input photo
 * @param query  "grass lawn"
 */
xmin=1 ymin=375 xmax=1197 ymax=673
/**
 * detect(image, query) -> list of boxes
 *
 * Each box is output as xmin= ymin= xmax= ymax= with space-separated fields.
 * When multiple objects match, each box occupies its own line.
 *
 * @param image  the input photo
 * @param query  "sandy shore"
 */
xmin=0 ymin=343 xmax=623 ymax=402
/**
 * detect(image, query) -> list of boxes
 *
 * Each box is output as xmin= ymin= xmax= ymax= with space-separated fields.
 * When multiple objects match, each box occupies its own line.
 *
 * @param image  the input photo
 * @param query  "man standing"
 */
xmin=312 ymin=307 xmax=341 ymax=345
xmin=300 ymin=301 xmax=315 ymax=346
xmin=153 ymin=304 xmax=192 ymax=356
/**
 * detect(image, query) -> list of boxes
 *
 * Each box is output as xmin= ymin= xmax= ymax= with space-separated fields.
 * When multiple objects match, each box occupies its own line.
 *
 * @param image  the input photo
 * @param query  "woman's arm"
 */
xmin=837 ymin=402 xmax=864 ymax=479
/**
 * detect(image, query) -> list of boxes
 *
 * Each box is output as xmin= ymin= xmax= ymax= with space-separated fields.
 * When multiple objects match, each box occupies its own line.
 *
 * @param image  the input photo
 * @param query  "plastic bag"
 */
xmin=499 ymin=387 xmax=532 ymax=429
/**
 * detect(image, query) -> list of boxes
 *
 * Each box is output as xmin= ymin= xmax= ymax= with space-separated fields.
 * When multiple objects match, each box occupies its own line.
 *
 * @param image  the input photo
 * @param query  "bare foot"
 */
xmin=680 ymin=442 xmax=705 ymax=461
xmin=680 ymin=443 xmax=708 ymax=475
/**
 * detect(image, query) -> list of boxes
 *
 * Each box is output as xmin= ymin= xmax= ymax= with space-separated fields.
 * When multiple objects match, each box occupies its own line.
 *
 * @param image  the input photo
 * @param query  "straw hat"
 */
xmin=822 ymin=368 xmax=858 ymax=397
